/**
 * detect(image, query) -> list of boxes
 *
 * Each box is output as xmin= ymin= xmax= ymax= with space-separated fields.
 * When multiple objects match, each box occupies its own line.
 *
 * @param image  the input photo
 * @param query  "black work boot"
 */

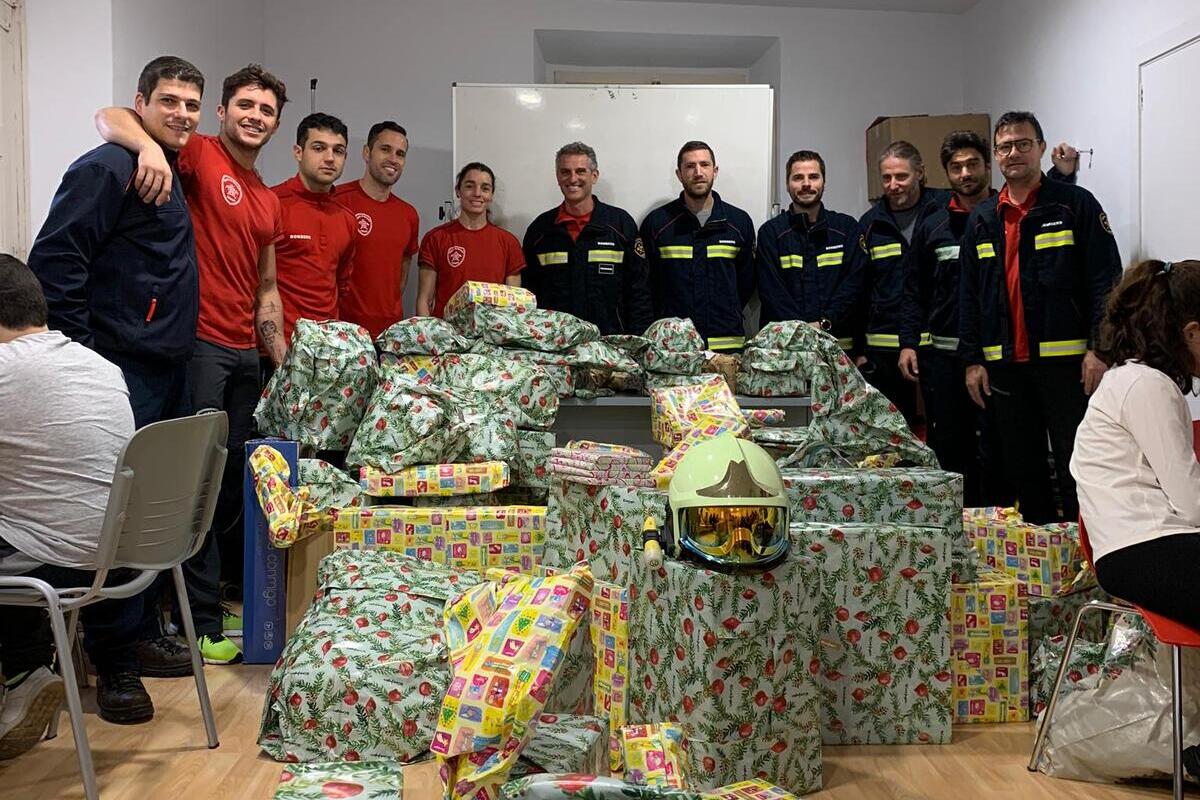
xmin=95 ymin=672 xmax=154 ymax=725
xmin=136 ymin=635 xmax=194 ymax=678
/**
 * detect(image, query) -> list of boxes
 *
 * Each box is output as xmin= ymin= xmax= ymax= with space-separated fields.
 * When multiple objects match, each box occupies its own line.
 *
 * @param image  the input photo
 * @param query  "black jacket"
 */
xmin=958 ymin=175 xmax=1122 ymax=365
xmin=755 ymin=205 xmax=867 ymax=350
xmin=29 ymin=143 xmax=198 ymax=362
xmin=521 ymin=197 xmax=653 ymax=335
xmin=640 ymin=192 xmax=755 ymax=350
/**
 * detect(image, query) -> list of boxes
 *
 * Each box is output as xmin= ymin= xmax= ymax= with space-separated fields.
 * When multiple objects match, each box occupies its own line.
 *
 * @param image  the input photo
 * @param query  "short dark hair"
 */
xmin=137 ymin=55 xmax=204 ymax=101
xmin=0 ymin=254 xmax=49 ymax=330
xmin=556 ymin=141 xmax=597 ymax=171
xmin=220 ymin=64 xmax=288 ymax=114
xmin=994 ymin=110 xmax=1044 ymax=143
xmin=366 ymin=121 xmax=408 ymax=151
xmin=455 ymin=161 xmax=495 ymax=190
xmin=296 ymin=112 xmax=348 ymax=147
xmin=677 ymin=141 xmax=715 ymax=169
xmin=940 ymin=130 xmax=991 ymax=169
xmin=1098 ymin=259 xmax=1200 ymax=393
xmin=785 ymin=150 xmax=825 ymax=179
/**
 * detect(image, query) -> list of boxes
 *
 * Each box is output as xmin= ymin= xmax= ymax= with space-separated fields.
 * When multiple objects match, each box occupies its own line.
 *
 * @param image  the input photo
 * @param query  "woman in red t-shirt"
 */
xmin=416 ymin=162 xmax=524 ymax=317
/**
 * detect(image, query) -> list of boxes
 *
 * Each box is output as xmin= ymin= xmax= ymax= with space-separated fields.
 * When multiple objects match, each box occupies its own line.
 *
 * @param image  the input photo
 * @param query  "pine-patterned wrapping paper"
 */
xmin=621 ymin=724 xmax=690 ymax=789
xmin=434 ymin=565 xmax=594 ymax=800
xmin=273 ymin=761 xmax=403 ymax=800
xmin=700 ymin=779 xmax=802 ymax=800
xmin=950 ymin=570 xmax=1029 ymax=723
xmin=1029 ymin=635 xmax=1111 ymax=716
xmin=445 ymin=281 xmax=538 ymax=335
xmin=625 ymin=553 xmax=823 ymax=795
xmin=437 ymin=353 xmax=560 ymax=431
xmin=742 ymin=409 xmax=787 ymax=428
xmin=542 ymin=481 xmax=666 ymax=588
xmin=515 ymin=430 xmax=556 ymax=490
xmin=736 ymin=349 xmax=810 ymax=398
xmin=500 ymin=775 xmax=703 ymax=800
xmin=376 ymin=316 xmax=469 ymax=356
xmin=514 ymin=713 xmax=610 ymax=777
xmin=964 ymin=511 xmax=1084 ymax=598
xmin=255 ymin=319 xmax=379 ymax=450
xmin=789 ymin=523 xmax=953 ymax=745
xmin=498 ymin=357 xmax=574 ymax=399
xmin=782 ymin=468 xmax=976 ymax=583
xmin=332 ymin=506 xmax=546 ymax=576
xmin=641 ymin=318 xmax=707 ymax=376
xmin=359 ymin=462 xmax=511 ymax=498
xmin=348 ymin=371 xmax=470 ymax=472
xmin=476 ymin=304 xmax=601 ymax=352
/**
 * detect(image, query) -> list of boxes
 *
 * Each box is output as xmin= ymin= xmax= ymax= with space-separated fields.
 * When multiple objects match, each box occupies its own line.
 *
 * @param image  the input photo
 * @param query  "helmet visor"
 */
xmin=679 ymin=505 xmax=787 ymax=563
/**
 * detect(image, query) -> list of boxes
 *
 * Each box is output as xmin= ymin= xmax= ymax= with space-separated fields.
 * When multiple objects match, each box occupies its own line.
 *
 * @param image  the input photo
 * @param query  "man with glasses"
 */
xmin=958 ymin=110 xmax=1121 ymax=523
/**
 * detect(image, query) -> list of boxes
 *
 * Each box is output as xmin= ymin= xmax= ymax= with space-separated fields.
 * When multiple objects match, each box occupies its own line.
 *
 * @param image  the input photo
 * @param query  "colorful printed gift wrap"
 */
xmin=445 ymin=281 xmax=538 ymax=335
xmin=255 ymin=319 xmax=378 ymax=450
xmin=622 ymin=723 xmax=689 ymax=789
xmin=434 ymin=565 xmax=594 ymax=800
xmin=650 ymin=375 xmax=748 ymax=449
xmin=950 ymin=570 xmax=1029 ymax=723
xmin=376 ymin=316 xmax=468 ymax=356
xmin=500 ymin=775 xmax=703 ymax=800
xmin=378 ymin=353 xmax=441 ymax=384
xmin=273 ymin=761 xmax=402 ymax=800
xmin=542 ymin=481 xmax=665 ymax=588
xmin=964 ymin=510 xmax=1084 ymax=598
xmin=360 ymin=461 xmax=511 ymax=498
xmin=333 ymin=506 xmax=546 ymax=575
xmin=701 ymin=779 xmax=801 ymax=799
xmin=783 ymin=467 xmax=975 ymax=582
xmin=592 ymin=581 xmax=630 ymax=771
xmin=789 ymin=523 xmax=953 ymax=745
xmin=515 ymin=430 xmax=556 ymax=490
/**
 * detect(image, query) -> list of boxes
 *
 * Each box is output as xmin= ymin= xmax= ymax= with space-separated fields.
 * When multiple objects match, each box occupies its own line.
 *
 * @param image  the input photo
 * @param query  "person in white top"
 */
xmin=1071 ymin=258 xmax=1200 ymax=628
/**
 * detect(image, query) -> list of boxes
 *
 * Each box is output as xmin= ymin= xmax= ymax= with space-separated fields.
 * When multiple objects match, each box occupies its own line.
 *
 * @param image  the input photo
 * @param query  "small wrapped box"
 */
xmin=950 ymin=570 xmax=1029 ymax=723
xmin=359 ymin=461 xmax=511 ymax=497
xmin=964 ymin=508 xmax=1085 ymax=598
xmin=621 ymin=723 xmax=689 ymax=789
xmin=444 ymin=280 xmax=537 ymax=334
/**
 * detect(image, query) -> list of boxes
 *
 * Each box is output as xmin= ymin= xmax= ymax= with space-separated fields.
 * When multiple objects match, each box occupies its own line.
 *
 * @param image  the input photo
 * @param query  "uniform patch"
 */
xmin=859 ymin=234 xmax=869 ymax=255
xmin=355 ymin=212 xmax=373 ymax=236
xmin=598 ymin=264 xmax=615 ymax=275
xmin=447 ymin=245 xmax=466 ymax=269
xmin=634 ymin=237 xmax=645 ymax=258
xmin=220 ymin=174 xmax=243 ymax=206
xmin=1100 ymin=212 xmax=1112 ymax=235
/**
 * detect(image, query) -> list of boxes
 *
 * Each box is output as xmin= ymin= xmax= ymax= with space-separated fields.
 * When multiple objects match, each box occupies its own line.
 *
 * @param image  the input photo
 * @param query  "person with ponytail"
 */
xmin=1071 ymin=259 xmax=1200 ymax=626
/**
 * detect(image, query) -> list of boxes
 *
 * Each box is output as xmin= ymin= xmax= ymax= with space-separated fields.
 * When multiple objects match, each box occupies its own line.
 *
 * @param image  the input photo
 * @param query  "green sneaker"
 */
xmin=222 ymin=612 xmax=243 ymax=638
xmin=198 ymin=634 xmax=243 ymax=665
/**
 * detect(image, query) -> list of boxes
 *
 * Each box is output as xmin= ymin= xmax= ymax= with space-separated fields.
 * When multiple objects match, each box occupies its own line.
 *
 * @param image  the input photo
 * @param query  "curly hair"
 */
xmin=1097 ymin=259 xmax=1200 ymax=393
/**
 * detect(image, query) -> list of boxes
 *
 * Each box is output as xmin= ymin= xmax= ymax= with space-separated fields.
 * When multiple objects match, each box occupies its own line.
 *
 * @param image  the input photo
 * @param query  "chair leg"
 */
xmin=46 ymin=598 xmax=99 ymax=800
xmin=46 ymin=607 xmax=81 ymax=741
xmin=173 ymin=565 xmax=219 ymax=748
xmin=1028 ymin=602 xmax=1119 ymax=771
xmin=1172 ymin=644 xmax=1185 ymax=800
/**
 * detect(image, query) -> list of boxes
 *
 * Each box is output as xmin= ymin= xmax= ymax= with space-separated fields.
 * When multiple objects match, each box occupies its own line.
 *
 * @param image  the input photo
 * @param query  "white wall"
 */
xmin=25 ymin=0 xmax=114 ymax=240
xmin=963 ymin=0 xmax=1200 ymax=264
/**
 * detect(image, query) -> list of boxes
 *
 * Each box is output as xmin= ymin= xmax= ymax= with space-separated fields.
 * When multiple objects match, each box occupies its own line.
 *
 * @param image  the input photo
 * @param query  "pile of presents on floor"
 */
xmin=247 ymin=281 xmax=1141 ymax=799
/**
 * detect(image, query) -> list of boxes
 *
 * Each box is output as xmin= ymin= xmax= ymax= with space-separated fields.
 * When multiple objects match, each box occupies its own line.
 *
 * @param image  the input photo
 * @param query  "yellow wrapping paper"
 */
xmin=388 ymin=354 xmax=441 ymax=384
xmin=964 ymin=507 xmax=1085 ymax=598
xmin=702 ymin=779 xmax=803 ymax=799
xmin=444 ymin=281 xmax=537 ymax=322
xmin=249 ymin=445 xmax=312 ymax=547
xmin=650 ymin=374 xmax=748 ymax=448
xmin=951 ymin=569 xmax=1029 ymax=723
xmin=620 ymin=723 xmax=690 ymax=789
xmin=360 ymin=461 xmax=511 ymax=497
xmin=591 ymin=580 xmax=630 ymax=771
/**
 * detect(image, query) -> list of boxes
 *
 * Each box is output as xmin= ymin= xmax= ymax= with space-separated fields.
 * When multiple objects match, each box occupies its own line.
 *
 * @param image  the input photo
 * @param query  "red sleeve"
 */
xmin=417 ymin=227 xmax=438 ymax=270
xmin=270 ymin=194 xmax=285 ymax=246
xmin=176 ymin=133 xmax=205 ymax=179
xmin=504 ymin=228 xmax=525 ymax=275
xmin=337 ymin=213 xmax=357 ymax=301
xmin=405 ymin=204 xmax=420 ymax=258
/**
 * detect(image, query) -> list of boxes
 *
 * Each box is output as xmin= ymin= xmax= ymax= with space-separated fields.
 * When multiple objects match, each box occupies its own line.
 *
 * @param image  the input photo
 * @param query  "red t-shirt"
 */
xmin=333 ymin=181 xmax=420 ymax=338
xmin=177 ymin=133 xmax=283 ymax=349
xmin=271 ymin=176 xmax=358 ymax=344
xmin=417 ymin=220 xmax=525 ymax=318
xmin=555 ymin=205 xmax=592 ymax=241
xmin=997 ymin=183 xmax=1039 ymax=363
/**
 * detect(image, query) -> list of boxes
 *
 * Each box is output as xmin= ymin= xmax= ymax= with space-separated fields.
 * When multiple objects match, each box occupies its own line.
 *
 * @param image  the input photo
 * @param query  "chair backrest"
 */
xmin=92 ymin=412 xmax=228 ymax=573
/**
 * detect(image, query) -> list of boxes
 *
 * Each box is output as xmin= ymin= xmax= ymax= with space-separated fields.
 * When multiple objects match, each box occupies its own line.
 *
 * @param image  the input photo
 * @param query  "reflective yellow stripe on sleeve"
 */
xmin=932 ymin=335 xmax=959 ymax=351
xmin=707 ymin=245 xmax=740 ymax=259
xmin=816 ymin=252 xmax=844 ymax=267
xmin=1038 ymin=339 xmax=1087 ymax=357
xmin=982 ymin=345 xmax=1003 ymax=361
xmin=918 ymin=332 xmax=933 ymax=347
xmin=1034 ymin=230 xmax=1075 ymax=250
xmin=707 ymin=336 xmax=745 ymax=350
xmin=537 ymin=251 xmax=569 ymax=266
xmin=976 ymin=243 xmax=996 ymax=258
xmin=780 ymin=254 xmax=803 ymax=270
xmin=866 ymin=333 xmax=901 ymax=348
xmin=659 ymin=245 xmax=693 ymax=259
xmin=870 ymin=242 xmax=903 ymax=260
xmin=588 ymin=249 xmax=624 ymax=262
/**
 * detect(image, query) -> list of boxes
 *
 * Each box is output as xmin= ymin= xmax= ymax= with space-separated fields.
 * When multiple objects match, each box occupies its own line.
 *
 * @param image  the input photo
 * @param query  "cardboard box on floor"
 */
xmin=866 ymin=114 xmax=990 ymax=200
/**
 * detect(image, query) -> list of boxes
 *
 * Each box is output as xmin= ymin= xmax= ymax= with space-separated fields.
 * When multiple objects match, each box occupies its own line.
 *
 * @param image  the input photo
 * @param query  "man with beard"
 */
xmin=755 ymin=150 xmax=867 ymax=352
xmin=640 ymin=141 xmax=755 ymax=351
xmin=335 ymin=121 xmax=420 ymax=337
xmin=959 ymin=110 xmax=1121 ymax=523
xmin=96 ymin=63 xmax=290 ymax=665
xmin=270 ymin=113 xmax=357 ymax=347
xmin=522 ymin=142 xmax=653 ymax=335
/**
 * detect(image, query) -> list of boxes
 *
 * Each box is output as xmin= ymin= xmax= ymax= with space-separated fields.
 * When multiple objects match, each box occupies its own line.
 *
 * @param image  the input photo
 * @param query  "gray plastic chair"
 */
xmin=0 ymin=411 xmax=228 ymax=800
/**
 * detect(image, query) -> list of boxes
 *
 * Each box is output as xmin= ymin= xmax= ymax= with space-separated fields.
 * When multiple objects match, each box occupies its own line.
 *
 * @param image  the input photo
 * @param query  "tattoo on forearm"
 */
xmin=259 ymin=319 xmax=278 ymax=344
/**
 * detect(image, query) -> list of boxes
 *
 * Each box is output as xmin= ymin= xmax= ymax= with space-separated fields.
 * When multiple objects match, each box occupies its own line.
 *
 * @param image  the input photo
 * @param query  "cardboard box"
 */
xmin=243 ymin=439 xmax=295 ymax=665
xmin=865 ymin=114 xmax=990 ymax=199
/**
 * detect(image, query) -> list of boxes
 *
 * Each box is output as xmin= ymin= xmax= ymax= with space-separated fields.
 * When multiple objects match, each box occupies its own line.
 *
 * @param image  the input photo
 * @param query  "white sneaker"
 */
xmin=0 ymin=667 xmax=64 ymax=760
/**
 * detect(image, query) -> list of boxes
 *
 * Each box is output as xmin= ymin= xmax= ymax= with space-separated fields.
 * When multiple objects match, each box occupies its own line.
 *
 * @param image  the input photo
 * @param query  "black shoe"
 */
xmin=1184 ymin=744 xmax=1200 ymax=780
xmin=95 ymin=672 xmax=154 ymax=725
xmin=136 ymin=635 xmax=194 ymax=678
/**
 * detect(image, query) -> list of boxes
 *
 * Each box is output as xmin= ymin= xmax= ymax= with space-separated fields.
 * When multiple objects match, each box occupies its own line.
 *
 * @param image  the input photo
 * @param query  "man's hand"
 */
xmin=135 ymin=143 xmax=173 ymax=206
xmin=854 ymin=355 xmax=868 ymax=368
xmin=965 ymin=364 xmax=991 ymax=409
xmin=807 ymin=320 xmax=823 ymax=330
xmin=1081 ymin=350 xmax=1107 ymax=395
xmin=1051 ymin=142 xmax=1079 ymax=177
xmin=898 ymin=348 xmax=920 ymax=382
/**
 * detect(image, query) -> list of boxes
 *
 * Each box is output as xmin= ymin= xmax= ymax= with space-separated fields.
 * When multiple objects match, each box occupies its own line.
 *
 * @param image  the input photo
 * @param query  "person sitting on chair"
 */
xmin=0 ymin=255 xmax=150 ymax=760
xmin=1072 ymin=258 xmax=1200 ymax=628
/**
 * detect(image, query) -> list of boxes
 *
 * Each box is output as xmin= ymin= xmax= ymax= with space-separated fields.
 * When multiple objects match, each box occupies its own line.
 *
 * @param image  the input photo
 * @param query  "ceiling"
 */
xmin=536 ymin=29 xmax=776 ymax=68
xmin=607 ymin=0 xmax=980 ymax=11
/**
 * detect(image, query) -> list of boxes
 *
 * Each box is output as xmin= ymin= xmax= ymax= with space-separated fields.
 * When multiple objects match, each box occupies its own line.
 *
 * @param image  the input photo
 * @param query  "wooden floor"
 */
xmin=0 ymin=663 xmax=1172 ymax=799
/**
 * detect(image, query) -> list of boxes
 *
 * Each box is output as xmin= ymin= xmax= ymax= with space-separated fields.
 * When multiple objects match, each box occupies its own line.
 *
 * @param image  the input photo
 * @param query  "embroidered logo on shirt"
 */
xmin=220 ymin=174 xmax=243 ymax=206
xmin=355 ymin=212 xmax=374 ymax=237
xmin=289 ymin=234 xmax=312 ymax=240
xmin=1100 ymin=212 xmax=1113 ymax=235
xmin=634 ymin=237 xmax=645 ymax=258
xmin=447 ymin=245 xmax=466 ymax=269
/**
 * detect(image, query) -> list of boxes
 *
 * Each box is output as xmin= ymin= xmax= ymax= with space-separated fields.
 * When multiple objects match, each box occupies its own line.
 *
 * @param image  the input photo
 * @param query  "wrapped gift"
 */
xmin=445 ymin=281 xmax=537 ymax=334
xmin=701 ymin=779 xmax=801 ymax=799
xmin=592 ymin=581 xmax=630 ymax=771
xmin=360 ymin=461 xmax=511 ymax=498
xmin=347 ymin=372 xmax=468 ymax=471
xmin=742 ymin=409 xmax=786 ymax=428
xmin=685 ymin=725 xmax=821 ymax=796
xmin=437 ymin=353 xmax=560 ymax=430
xmin=514 ymin=714 xmax=610 ymax=777
xmin=500 ymin=775 xmax=702 ymax=800
xmin=515 ymin=430 xmax=556 ymax=490
xmin=500 ymin=359 xmax=575 ymax=399
xmin=650 ymin=375 xmax=747 ymax=449
xmin=790 ymin=523 xmax=954 ymax=745
xmin=543 ymin=482 xmax=665 ymax=588
xmin=641 ymin=318 xmax=707 ymax=376
xmin=736 ymin=349 xmax=809 ymax=397
xmin=1027 ymin=581 xmax=1111 ymax=655
xmin=1029 ymin=635 xmax=1111 ymax=716
xmin=562 ymin=340 xmax=642 ymax=374
xmin=645 ymin=373 xmax=708 ymax=392
xmin=476 ymin=304 xmax=601 ymax=352
xmin=950 ymin=570 xmax=1029 ymax=723
xmin=316 ymin=549 xmax=485 ymax=595
xmin=376 ymin=316 xmax=468 ymax=356
xmin=964 ymin=510 xmax=1084 ymax=598
xmin=379 ymin=353 xmax=441 ymax=384
xmin=273 ymin=762 xmax=403 ymax=800
xmin=333 ymin=506 xmax=546 ymax=575
xmin=622 ymin=724 xmax=689 ymax=789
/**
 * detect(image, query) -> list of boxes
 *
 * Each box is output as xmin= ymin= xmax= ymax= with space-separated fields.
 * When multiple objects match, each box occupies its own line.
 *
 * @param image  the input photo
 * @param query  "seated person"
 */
xmin=416 ymin=162 xmax=523 ymax=318
xmin=0 ymin=255 xmax=148 ymax=760
xmin=1072 ymin=258 xmax=1200 ymax=628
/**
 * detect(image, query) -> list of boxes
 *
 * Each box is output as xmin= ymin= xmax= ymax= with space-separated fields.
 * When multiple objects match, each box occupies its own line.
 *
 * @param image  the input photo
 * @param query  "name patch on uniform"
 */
xmin=935 ymin=245 xmax=960 ymax=261
xmin=597 ymin=264 xmax=615 ymax=275
xmin=597 ymin=241 xmax=615 ymax=247
xmin=289 ymin=234 xmax=312 ymax=240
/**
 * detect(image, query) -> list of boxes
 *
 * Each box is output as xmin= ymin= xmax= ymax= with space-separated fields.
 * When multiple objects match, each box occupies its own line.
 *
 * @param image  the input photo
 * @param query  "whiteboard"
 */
xmin=451 ymin=84 xmax=774 ymax=238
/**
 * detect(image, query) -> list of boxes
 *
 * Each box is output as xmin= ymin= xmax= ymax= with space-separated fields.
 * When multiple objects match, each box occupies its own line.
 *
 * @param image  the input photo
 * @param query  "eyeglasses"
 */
xmin=994 ymin=138 xmax=1040 ymax=157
